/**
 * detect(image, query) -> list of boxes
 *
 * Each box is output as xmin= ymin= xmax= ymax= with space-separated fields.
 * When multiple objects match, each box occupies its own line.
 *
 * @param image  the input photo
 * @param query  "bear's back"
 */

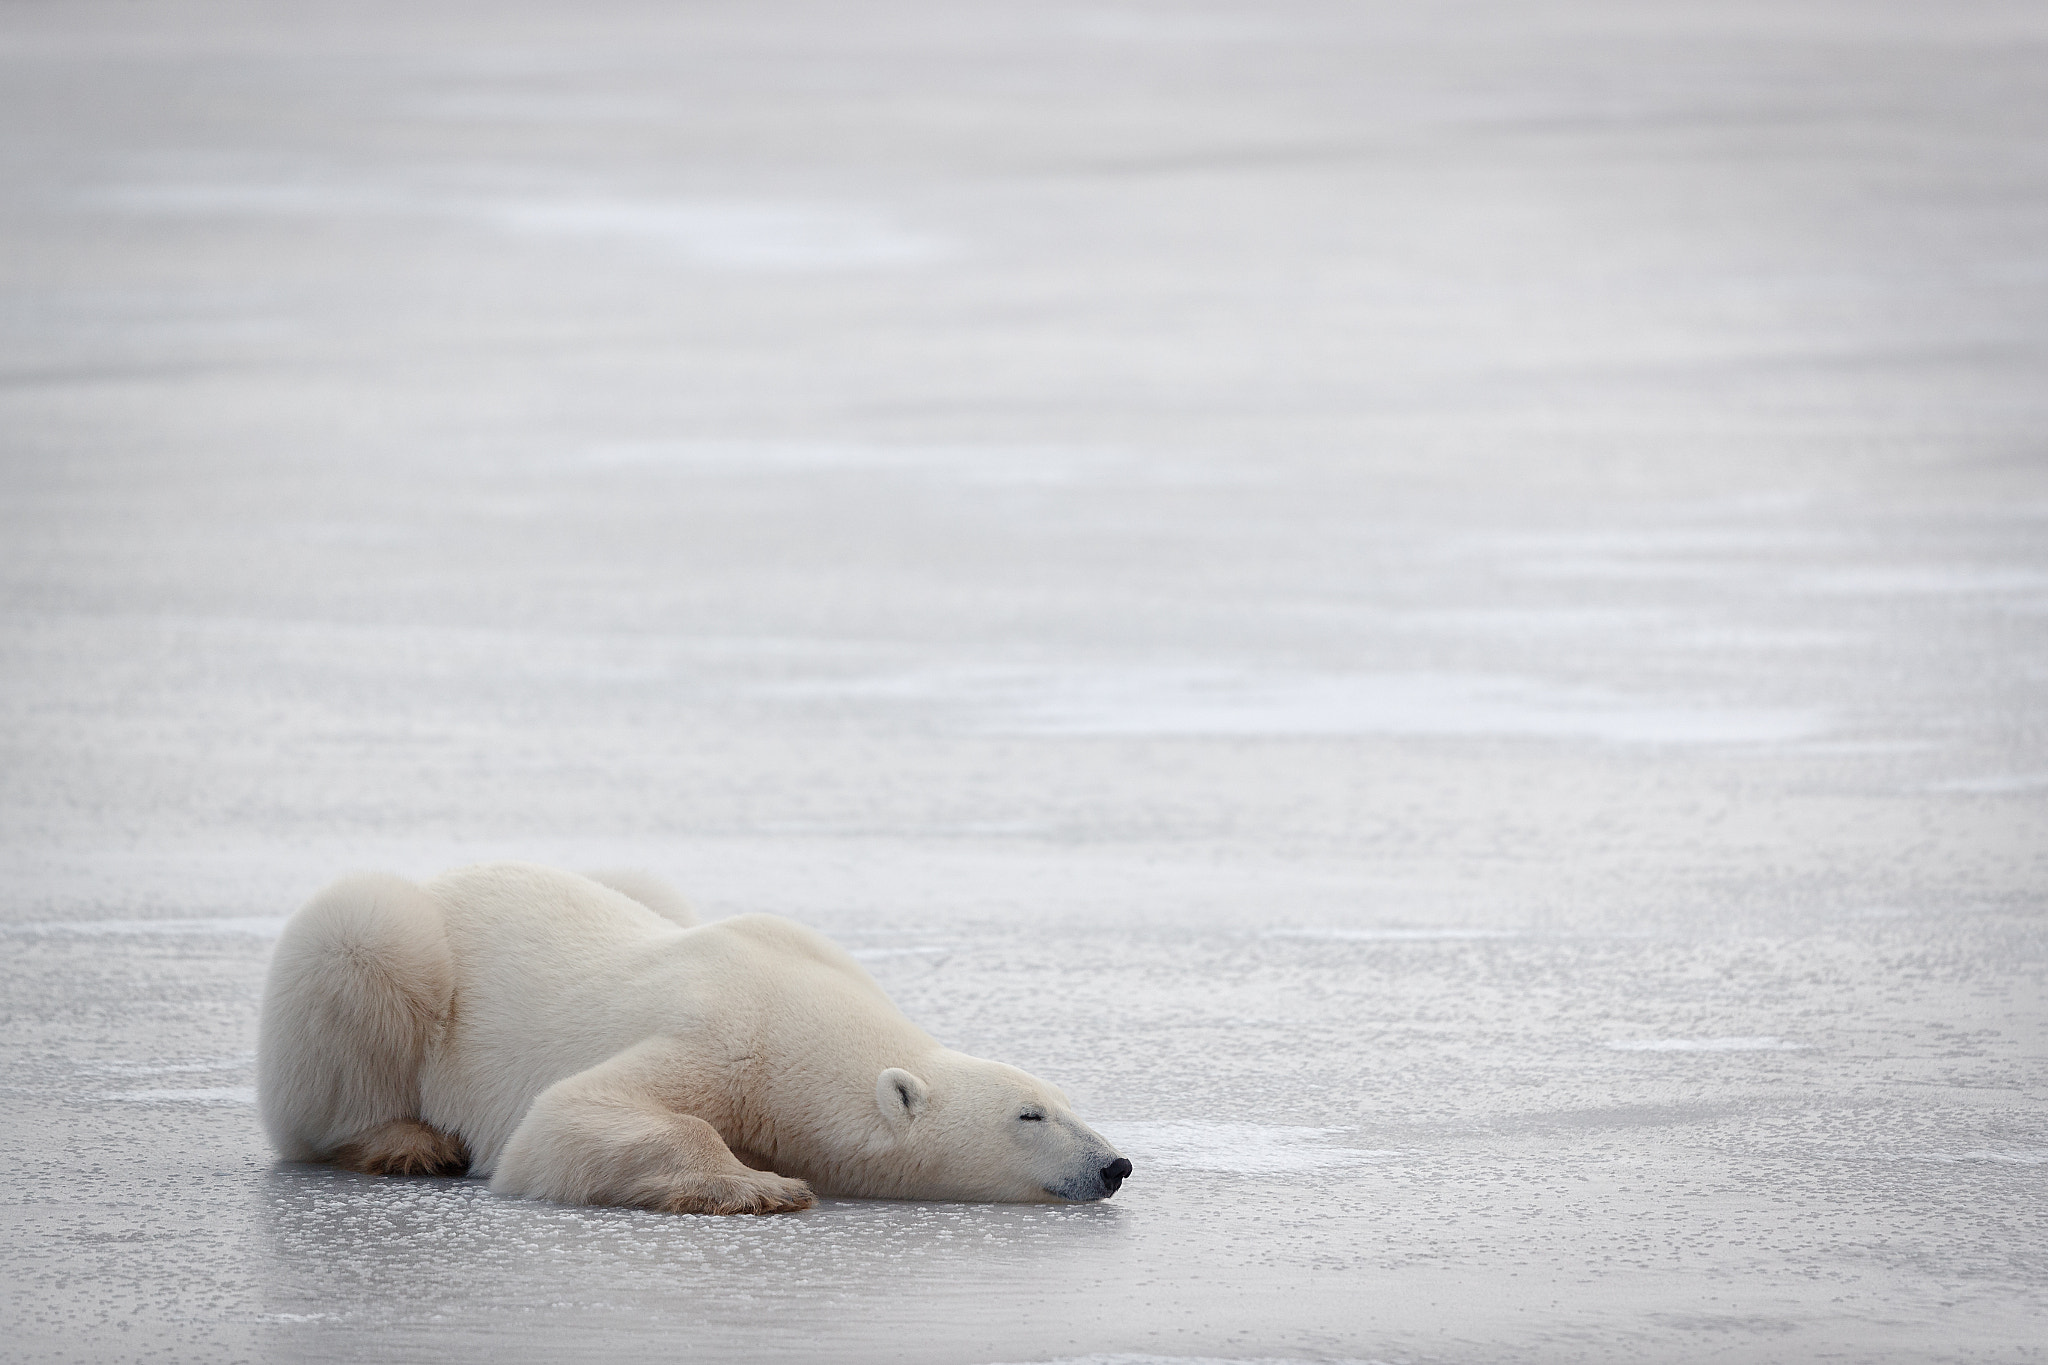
xmin=414 ymin=863 xmax=919 ymax=1172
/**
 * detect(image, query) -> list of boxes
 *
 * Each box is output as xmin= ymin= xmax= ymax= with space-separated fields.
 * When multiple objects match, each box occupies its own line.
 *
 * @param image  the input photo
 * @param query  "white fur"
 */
xmin=256 ymin=873 xmax=453 ymax=1162
xmin=256 ymin=862 xmax=1128 ymax=1213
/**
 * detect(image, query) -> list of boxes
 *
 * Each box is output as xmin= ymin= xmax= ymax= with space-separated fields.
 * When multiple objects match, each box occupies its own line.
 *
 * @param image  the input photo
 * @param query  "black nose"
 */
xmin=1101 ymin=1157 xmax=1132 ymax=1195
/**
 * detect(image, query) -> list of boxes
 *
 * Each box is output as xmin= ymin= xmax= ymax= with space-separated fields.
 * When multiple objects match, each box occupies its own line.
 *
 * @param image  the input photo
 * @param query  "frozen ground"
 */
xmin=2 ymin=1 xmax=2045 ymax=1361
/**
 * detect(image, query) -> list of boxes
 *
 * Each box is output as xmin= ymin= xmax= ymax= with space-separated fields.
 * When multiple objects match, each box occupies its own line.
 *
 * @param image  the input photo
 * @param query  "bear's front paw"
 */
xmin=658 ymin=1171 xmax=816 ymax=1216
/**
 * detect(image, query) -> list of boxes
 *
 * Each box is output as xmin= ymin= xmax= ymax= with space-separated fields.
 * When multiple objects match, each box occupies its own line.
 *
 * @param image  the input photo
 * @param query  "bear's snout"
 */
xmin=1100 ymin=1157 xmax=1132 ymax=1196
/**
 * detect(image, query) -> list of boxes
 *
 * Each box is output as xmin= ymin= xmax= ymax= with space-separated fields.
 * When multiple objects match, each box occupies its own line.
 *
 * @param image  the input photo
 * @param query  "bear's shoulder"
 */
xmin=690 ymin=913 xmax=865 ymax=975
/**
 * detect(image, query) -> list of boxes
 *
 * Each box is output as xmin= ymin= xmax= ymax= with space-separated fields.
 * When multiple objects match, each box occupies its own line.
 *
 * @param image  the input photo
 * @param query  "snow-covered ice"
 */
xmin=2 ymin=0 xmax=2044 ymax=1361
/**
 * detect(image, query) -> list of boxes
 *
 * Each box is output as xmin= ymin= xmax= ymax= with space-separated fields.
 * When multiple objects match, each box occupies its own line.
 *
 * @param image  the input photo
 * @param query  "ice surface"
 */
xmin=2 ymin=0 xmax=2045 ymax=1362
xmin=482 ymin=199 xmax=951 ymax=269
xmin=107 ymin=1086 xmax=259 ymax=1105
xmin=1603 ymin=1038 xmax=1809 ymax=1053
xmin=4 ymin=916 xmax=290 ymax=937
xmin=104 ymin=181 xmax=952 ymax=270
xmin=783 ymin=665 xmax=1829 ymax=743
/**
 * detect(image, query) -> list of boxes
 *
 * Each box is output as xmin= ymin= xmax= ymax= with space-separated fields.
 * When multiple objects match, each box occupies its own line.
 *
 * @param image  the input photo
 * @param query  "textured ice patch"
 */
xmin=482 ymin=199 xmax=949 ymax=268
xmin=1607 ymin=1037 xmax=1808 ymax=1052
xmin=571 ymin=439 xmax=1121 ymax=485
xmin=1923 ymin=772 xmax=2048 ymax=794
xmin=995 ymin=1358 xmax=1403 ymax=1365
xmin=88 ymin=1056 xmax=251 ymax=1077
xmin=1262 ymin=927 xmax=1516 ymax=942
xmin=1909 ymin=1149 xmax=2048 ymax=1165
xmin=413 ymin=91 xmax=675 ymax=123
xmin=1803 ymin=565 xmax=2048 ymax=596
xmin=1400 ymin=606 xmax=1664 ymax=638
xmin=791 ymin=667 xmax=1824 ymax=745
xmin=107 ymin=1086 xmax=256 ymax=1105
xmin=1101 ymin=1122 xmax=1391 ymax=1173
xmin=4 ymin=917 xmax=287 ymax=938
xmin=95 ymin=182 xmax=403 ymax=216
xmin=97 ymin=178 xmax=949 ymax=271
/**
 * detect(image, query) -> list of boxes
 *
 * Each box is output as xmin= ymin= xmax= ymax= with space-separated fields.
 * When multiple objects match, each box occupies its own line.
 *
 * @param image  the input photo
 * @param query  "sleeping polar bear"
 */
xmin=255 ymin=862 xmax=1131 ymax=1214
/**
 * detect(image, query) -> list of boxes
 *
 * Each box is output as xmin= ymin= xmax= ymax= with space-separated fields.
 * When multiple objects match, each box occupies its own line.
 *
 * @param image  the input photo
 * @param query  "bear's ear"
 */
xmin=876 ymin=1067 xmax=929 ymax=1129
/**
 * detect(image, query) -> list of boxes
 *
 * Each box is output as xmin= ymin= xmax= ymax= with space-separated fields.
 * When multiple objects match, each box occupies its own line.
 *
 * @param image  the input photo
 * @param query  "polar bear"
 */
xmin=255 ymin=862 xmax=1131 ymax=1214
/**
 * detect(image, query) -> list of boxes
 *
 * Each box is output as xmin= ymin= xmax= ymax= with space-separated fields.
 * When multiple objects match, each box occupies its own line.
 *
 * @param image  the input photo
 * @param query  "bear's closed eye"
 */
xmin=1019 ymin=1112 xmax=1044 ymax=1121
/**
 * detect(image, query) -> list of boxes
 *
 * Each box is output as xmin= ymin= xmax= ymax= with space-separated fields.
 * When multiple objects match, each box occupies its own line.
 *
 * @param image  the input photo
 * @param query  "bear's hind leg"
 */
xmin=490 ymin=1039 xmax=814 ymax=1215
xmin=256 ymin=872 xmax=454 ymax=1164
xmin=331 ymin=1118 xmax=470 ymax=1176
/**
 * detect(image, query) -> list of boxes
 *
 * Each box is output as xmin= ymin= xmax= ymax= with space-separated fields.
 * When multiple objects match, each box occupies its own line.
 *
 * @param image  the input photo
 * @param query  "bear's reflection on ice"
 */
xmin=251 ymin=1163 xmax=1135 ymax=1347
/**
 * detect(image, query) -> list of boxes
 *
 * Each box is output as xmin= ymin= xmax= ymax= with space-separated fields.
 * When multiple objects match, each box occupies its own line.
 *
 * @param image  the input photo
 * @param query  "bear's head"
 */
xmin=872 ymin=1052 xmax=1131 ymax=1203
